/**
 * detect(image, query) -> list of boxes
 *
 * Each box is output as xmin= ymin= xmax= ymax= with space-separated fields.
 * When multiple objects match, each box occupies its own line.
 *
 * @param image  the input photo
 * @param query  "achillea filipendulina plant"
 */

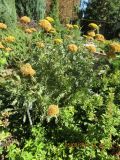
xmin=88 ymin=23 xmax=99 ymax=30
xmin=30 ymin=28 xmax=37 ymax=32
xmin=25 ymin=28 xmax=33 ymax=34
xmin=0 ymin=23 xmax=7 ymax=29
xmin=49 ymin=27 xmax=56 ymax=34
xmin=4 ymin=36 xmax=15 ymax=43
xmin=85 ymin=44 xmax=96 ymax=53
xmin=47 ymin=105 xmax=59 ymax=117
xmin=0 ymin=42 xmax=5 ymax=49
xmin=83 ymin=35 xmax=94 ymax=41
xmin=46 ymin=16 xmax=54 ymax=23
xmin=39 ymin=19 xmax=52 ymax=32
xmin=73 ymin=25 xmax=79 ymax=29
xmin=5 ymin=47 xmax=12 ymax=52
xmin=66 ymin=24 xmax=73 ymax=30
xmin=20 ymin=16 xmax=31 ymax=23
xmin=87 ymin=30 xmax=96 ymax=37
xmin=95 ymin=34 xmax=105 ymax=42
xmin=20 ymin=63 xmax=36 ymax=77
xmin=54 ymin=38 xmax=63 ymax=44
xmin=68 ymin=44 xmax=78 ymax=53
xmin=109 ymin=42 xmax=120 ymax=53
xmin=36 ymin=42 xmax=45 ymax=48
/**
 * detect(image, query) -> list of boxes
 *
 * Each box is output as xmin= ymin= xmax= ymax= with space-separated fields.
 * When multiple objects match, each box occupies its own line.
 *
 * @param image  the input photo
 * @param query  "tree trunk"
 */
xmin=0 ymin=0 xmax=17 ymax=26
xmin=15 ymin=0 xmax=46 ymax=20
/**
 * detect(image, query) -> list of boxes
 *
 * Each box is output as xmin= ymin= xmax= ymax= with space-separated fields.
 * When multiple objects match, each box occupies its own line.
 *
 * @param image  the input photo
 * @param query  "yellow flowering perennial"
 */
xmin=20 ymin=16 xmax=31 ymax=23
xmin=66 ymin=24 xmax=73 ymax=30
xmin=36 ymin=42 xmax=45 ymax=48
xmin=83 ymin=35 xmax=94 ymax=41
xmin=88 ymin=23 xmax=99 ymax=30
xmin=54 ymin=38 xmax=63 ymax=44
xmin=68 ymin=44 xmax=78 ymax=53
xmin=39 ymin=19 xmax=52 ymax=32
xmin=109 ymin=42 xmax=120 ymax=53
xmin=25 ymin=28 xmax=33 ymax=34
xmin=47 ymin=105 xmax=59 ymax=117
xmin=20 ymin=63 xmax=36 ymax=77
xmin=95 ymin=34 xmax=105 ymax=42
xmin=5 ymin=36 xmax=15 ymax=43
xmin=30 ymin=28 xmax=37 ymax=32
xmin=86 ymin=44 xmax=96 ymax=53
xmin=46 ymin=16 xmax=54 ymax=23
xmin=0 ymin=23 xmax=7 ymax=29
xmin=0 ymin=42 xmax=5 ymax=49
xmin=87 ymin=30 xmax=96 ymax=37
xmin=5 ymin=47 xmax=12 ymax=52
xmin=73 ymin=25 xmax=79 ymax=29
xmin=49 ymin=27 xmax=56 ymax=34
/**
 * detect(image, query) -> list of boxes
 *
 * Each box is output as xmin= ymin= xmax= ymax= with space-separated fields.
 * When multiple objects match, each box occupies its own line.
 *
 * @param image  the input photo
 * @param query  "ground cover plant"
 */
xmin=0 ymin=17 xmax=120 ymax=160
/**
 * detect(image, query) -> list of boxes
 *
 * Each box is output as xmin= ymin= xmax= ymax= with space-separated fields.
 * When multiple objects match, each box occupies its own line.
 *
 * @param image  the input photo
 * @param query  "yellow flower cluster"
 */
xmin=83 ymin=35 xmax=94 ymax=41
xmin=87 ymin=30 xmax=95 ymax=37
xmin=20 ymin=16 xmax=31 ymax=23
xmin=36 ymin=42 xmax=45 ymax=48
xmin=46 ymin=16 xmax=54 ymax=23
xmin=73 ymin=25 xmax=79 ymax=29
xmin=0 ymin=42 xmax=5 ymax=49
xmin=49 ymin=27 xmax=56 ymax=34
xmin=86 ymin=44 xmax=96 ymax=53
xmin=5 ymin=36 xmax=15 ymax=43
xmin=95 ymin=34 xmax=105 ymax=42
xmin=109 ymin=42 xmax=120 ymax=53
xmin=54 ymin=38 xmax=63 ymax=44
xmin=39 ymin=19 xmax=52 ymax=32
xmin=20 ymin=63 xmax=36 ymax=77
xmin=66 ymin=24 xmax=73 ymax=30
xmin=47 ymin=105 xmax=59 ymax=117
xmin=25 ymin=28 xmax=37 ymax=34
xmin=0 ymin=23 xmax=7 ymax=29
xmin=68 ymin=44 xmax=78 ymax=53
xmin=88 ymin=23 xmax=99 ymax=30
xmin=5 ymin=47 xmax=12 ymax=52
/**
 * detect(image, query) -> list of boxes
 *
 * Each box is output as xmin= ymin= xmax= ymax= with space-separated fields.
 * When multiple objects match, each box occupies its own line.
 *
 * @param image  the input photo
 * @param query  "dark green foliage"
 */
xmin=0 ymin=0 xmax=17 ymax=26
xmin=15 ymin=0 xmax=46 ymax=20
xmin=84 ymin=0 xmax=120 ymax=23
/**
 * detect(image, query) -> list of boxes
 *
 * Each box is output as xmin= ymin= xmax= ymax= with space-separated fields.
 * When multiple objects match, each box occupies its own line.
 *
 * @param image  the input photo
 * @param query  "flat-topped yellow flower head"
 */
xmin=86 ymin=44 xmax=96 ymax=53
xmin=0 ymin=42 xmax=5 ymax=49
xmin=5 ymin=36 xmax=15 ymax=43
xmin=47 ymin=105 xmax=59 ymax=117
xmin=36 ymin=42 xmax=45 ymax=48
xmin=87 ymin=30 xmax=96 ymax=37
xmin=54 ymin=38 xmax=63 ymax=44
xmin=25 ymin=28 xmax=33 ymax=34
xmin=95 ymin=34 xmax=105 ymax=42
xmin=30 ymin=28 xmax=37 ymax=32
xmin=73 ymin=25 xmax=79 ymax=29
xmin=88 ymin=23 xmax=99 ymax=30
xmin=20 ymin=63 xmax=36 ymax=77
xmin=109 ymin=42 xmax=120 ymax=53
xmin=46 ymin=16 xmax=54 ymax=23
xmin=39 ymin=19 xmax=52 ymax=32
xmin=68 ymin=44 xmax=78 ymax=53
xmin=66 ymin=24 xmax=73 ymax=30
xmin=0 ymin=23 xmax=7 ymax=29
xmin=20 ymin=16 xmax=31 ymax=23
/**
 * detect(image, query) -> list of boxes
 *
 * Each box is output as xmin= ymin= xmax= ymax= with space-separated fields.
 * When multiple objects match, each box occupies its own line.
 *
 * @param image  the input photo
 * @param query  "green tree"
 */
xmin=50 ymin=0 xmax=60 ymax=24
xmin=84 ymin=0 xmax=120 ymax=23
xmin=15 ymin=0 xmax=46 ymax=20
xmin=0 ymin=0 xmax=17 ymax=26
